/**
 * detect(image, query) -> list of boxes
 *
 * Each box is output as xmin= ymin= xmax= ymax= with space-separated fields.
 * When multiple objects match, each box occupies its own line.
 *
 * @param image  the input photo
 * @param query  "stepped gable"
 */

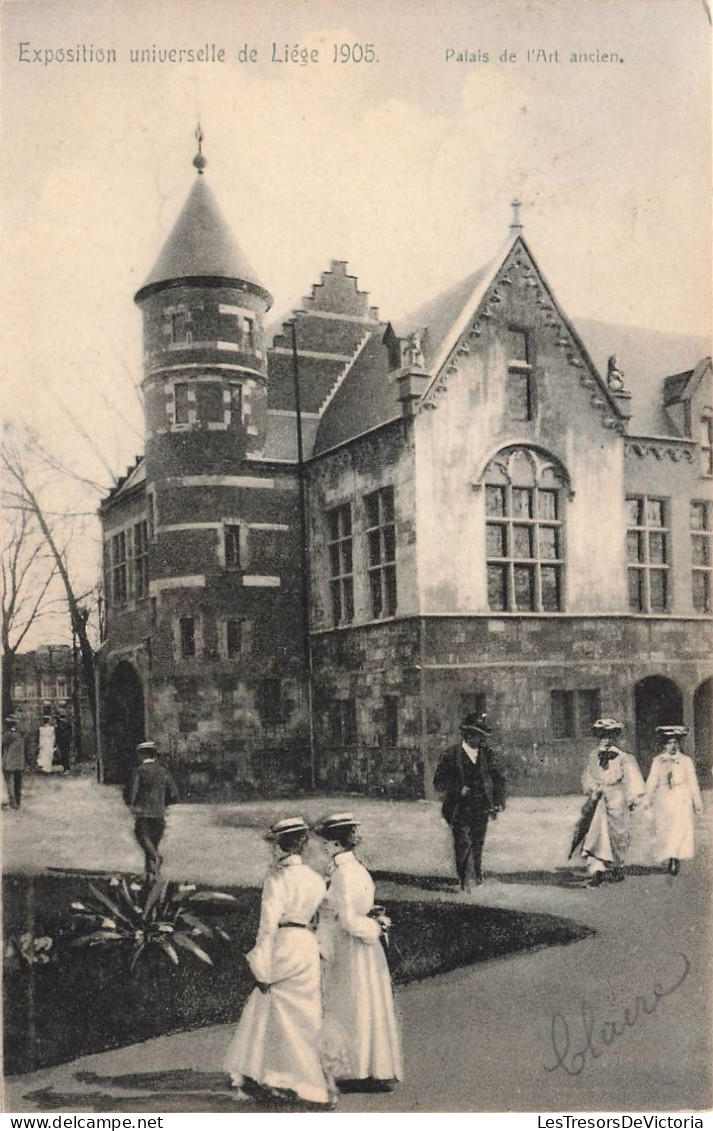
xmin=575 ymin=319 xmax=710 ymax=437
xmin=102 ymin=456 xmax=145 ymax=506
xmin=135 ymin=178 xmax=270 ymax=302
xmin=267 ymin=260 xmax=382 ymax=414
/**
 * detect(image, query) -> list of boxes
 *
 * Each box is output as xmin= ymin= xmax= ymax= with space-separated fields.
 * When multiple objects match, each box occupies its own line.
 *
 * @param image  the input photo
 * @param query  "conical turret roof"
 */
xmin=135 ymin=177 xmax=270 ymax=304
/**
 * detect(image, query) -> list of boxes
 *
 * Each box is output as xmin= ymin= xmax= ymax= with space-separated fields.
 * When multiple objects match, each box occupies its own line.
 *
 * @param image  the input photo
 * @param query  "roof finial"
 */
xmin=193 ymin=123 xmax=207 ymax=175
xmin=510 ymin=197 xmax=523 ymax=230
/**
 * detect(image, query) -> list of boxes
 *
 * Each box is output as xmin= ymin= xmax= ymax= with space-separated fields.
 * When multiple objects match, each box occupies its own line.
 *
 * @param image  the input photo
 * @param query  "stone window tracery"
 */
xmin=483 ymin=447 xmax=567 ymax=612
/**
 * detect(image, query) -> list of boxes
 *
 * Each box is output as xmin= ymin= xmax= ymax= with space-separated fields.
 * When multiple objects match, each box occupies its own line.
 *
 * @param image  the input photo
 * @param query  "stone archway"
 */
xmin=634 ymin=675 xmax=683 ymax=777
xmin=693 ymin=678 xmax=713 ymax=785
xmin=103 ymin=662 xmax=145 ymax=784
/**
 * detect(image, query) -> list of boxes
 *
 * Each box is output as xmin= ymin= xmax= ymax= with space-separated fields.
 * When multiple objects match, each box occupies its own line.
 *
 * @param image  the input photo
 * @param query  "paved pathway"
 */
xmin=3 ymin=776 xmax=711 ymax=1113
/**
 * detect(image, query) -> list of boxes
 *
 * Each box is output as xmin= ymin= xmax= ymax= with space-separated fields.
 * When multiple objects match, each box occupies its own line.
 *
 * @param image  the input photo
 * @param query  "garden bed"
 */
xmin=3 ymin=872 xmax=592 ymax=1076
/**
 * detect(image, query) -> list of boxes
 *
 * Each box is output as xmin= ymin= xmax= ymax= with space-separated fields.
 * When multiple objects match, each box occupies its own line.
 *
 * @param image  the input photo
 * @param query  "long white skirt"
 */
xmin=321 ymin=931 xmax=403 ymax=1082
xmin=224 ymin=929 xmax=329 ymax=1105
xmin=37 ymin=726 xmax=56 ymax=772
xmin=650 ymin=789 xmax=697 ymax=861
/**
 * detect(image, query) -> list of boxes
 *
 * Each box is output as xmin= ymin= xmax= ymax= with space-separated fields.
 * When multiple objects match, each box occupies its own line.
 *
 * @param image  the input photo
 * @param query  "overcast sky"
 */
xmin=1 ymin=0 xmax=711 ymax=646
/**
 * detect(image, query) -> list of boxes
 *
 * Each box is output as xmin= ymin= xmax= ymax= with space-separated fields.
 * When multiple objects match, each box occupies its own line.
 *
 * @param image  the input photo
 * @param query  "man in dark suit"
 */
xmin=127 ymin=741 xmax=180 ymax=879
xmin=433 ymin=713 xmax=506 ymax=892
xmin=2 ymin=716 xmax=26 ymax=809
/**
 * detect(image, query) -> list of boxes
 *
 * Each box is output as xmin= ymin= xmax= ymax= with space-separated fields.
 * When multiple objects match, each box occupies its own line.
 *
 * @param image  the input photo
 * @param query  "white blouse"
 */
xmin=246 ymin=855 xmax=326 ymax=983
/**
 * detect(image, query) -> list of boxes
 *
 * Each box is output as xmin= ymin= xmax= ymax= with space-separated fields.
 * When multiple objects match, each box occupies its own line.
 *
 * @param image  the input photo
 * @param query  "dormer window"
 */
xmin=505 ymin=327 xmax=533 ymax=421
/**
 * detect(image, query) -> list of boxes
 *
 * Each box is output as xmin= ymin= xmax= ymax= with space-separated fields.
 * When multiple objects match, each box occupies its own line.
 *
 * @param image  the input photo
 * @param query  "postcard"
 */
xmin=2 ymin=0 xmax=711 ymax=1118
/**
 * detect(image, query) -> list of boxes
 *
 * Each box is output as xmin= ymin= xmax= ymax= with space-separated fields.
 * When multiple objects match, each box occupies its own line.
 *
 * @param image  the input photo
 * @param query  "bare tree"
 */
xmin=2 ymin=423 xmax=99 ymax=727
xmin=1 ymin=507 xmax=60 ymax=717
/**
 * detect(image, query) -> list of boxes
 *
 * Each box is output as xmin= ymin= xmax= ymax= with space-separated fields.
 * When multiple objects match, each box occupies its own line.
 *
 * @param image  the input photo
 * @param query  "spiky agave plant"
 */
xmin=68 ymin=876 xmax=239 ymax=971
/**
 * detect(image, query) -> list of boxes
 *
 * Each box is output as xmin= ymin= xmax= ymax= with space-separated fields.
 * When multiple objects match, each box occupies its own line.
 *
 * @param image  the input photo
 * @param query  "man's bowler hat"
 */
xmin=460 ymin=712 xmax=492 ymax=737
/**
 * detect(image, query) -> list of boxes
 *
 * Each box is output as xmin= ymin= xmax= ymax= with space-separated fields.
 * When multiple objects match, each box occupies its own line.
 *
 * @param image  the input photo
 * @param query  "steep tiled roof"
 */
xmin=135 ymin=178 xmax=269 ymax=302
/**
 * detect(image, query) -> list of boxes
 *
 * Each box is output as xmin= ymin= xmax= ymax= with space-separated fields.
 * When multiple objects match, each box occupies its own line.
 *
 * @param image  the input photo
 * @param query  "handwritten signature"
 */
xmin=545 ymin=951 xmax=690 ymax=1076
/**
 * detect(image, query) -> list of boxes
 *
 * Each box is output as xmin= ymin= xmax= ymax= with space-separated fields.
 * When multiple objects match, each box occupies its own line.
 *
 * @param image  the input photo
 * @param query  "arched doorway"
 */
xmin=634 ymin=675 xmax=683 ymax=777
xmin=103 ymin=662 xmax=145 ymax=784
xmin=693 ymin=678 xmax=713 ymax=786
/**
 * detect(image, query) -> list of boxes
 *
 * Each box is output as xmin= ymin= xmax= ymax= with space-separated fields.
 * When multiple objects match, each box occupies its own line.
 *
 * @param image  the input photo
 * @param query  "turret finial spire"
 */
xmin=510 ymin=197 xmax=523 ymax=230
xmin=193 ymin=123 xmax=207 ymax=175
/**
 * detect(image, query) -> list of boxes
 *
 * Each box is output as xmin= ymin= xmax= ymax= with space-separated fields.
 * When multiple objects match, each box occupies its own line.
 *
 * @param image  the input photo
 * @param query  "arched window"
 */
xmin=483 ymin=447 xmax=568 ymax=612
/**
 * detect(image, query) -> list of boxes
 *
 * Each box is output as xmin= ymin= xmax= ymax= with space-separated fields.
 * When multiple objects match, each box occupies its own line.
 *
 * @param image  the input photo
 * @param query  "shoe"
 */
xmin=585 ymin=873 xmax=604 ymax=888
xmin=668 ymin=858 xmax=679 ymax=876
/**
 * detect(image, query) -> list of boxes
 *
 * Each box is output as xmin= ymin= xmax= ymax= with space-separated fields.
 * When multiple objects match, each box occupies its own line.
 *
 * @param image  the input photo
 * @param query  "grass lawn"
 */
xmin=3 ymin=871 xmax=593 ymax=1076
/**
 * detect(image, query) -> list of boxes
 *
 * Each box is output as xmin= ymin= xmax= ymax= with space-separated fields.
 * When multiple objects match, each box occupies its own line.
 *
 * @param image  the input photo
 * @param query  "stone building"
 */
xmin=99 ymin=150 xmax=712 ymax=797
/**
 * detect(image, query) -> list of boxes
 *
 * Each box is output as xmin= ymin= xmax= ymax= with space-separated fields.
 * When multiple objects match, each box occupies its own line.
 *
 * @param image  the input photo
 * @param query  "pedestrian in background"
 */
xmin=644 ymin=725 xmax=703 ymax=876
xmin=433 ymin=712 xmax=506 ymax=891
xmin=127 ymin=740 xmax=180 ymax=879
xmin=314 ymin=812 xmax=403 ymax=1095
xmin=2 ymin=715 xmax=26 ymax=809
xmin=579 ymin=718 xmax=645 ymax=887
xmin=55 ymin=709 xmax=72 ymax=774
xmin=37 ymin=715 xmax=56 ymax=773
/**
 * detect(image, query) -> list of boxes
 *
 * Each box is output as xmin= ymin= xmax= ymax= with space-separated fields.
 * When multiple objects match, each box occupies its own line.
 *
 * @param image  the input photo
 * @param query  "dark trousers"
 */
xmin=4 ymin=770 xmax=23 ymax=808
xmin=134 ymin=816 xmax=166 ymax=878
xmin=452 ymin=806 xmax=490 ymax=886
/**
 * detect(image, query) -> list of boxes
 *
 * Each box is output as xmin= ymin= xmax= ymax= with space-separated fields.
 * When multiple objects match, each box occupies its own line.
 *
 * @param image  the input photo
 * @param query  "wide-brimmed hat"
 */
xmin=264 ymin=817 xmax=309 ymax=841
xmin=136 ymin=741 xmax=157 ymax=753
xmin=4 ymin=715 xmax=18 ymax=724
xmin=656 ymin=725 xmax=689 ymax=739
xmin=591 ymin=718 xmax=623 ymax=734
xmin=460 ymin=712 xmax=492 ymax=737
xmin=313 ymin=812 xmax=361 ymax=837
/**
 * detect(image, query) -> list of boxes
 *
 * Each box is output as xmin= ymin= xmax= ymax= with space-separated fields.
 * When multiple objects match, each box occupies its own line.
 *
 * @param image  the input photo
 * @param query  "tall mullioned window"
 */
xmin=133 ymin=521 xmax=149 ymax=600
xmin=179 ymin=617 xmax=196 ymax=659
xmin=365 ymin=487 xmax=397 ymax=618
xmin=327 ymin=504 xmax=354 ymax=625
xmin=484 ymin=448 xmax=566 ymax=612
xmin=224 ymin=525 xmax=242 ymax=571
xmin=691 ymin=501 xmax=712 ymax=613
xmin=627 ymin=496 xmax=669 ymax=613
xmin=111 ymin=532 xmax=128 ymax=605
xmin=701 ymin=416 xmax=713 ymax=478
xmin=174 ymin=383 xmax=191 ymax=424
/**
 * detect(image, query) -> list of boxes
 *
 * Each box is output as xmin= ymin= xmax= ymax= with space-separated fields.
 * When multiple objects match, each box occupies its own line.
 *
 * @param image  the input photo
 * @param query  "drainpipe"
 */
xmin=291 ymin=319 xmax=316 ymax=789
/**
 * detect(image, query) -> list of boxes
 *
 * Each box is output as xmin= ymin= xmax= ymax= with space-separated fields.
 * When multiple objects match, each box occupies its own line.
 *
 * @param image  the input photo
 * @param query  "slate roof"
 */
xmin=135 ymin=177 xmax=270 ymax=302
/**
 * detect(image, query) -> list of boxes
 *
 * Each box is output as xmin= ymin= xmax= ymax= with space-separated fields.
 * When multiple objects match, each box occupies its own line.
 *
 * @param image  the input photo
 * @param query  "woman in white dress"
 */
xmin=315 ymin=813 xmax=403 ymax=1094
xmin=223 ymin=816 xmax=331 ymax=1107
xmin=580 ymin=718 xmax=645 ymax=887
xmin=37 ymin=717 xmax=56 ymax=773
xmin=645 ymin=725 xmax=703 ymax=875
